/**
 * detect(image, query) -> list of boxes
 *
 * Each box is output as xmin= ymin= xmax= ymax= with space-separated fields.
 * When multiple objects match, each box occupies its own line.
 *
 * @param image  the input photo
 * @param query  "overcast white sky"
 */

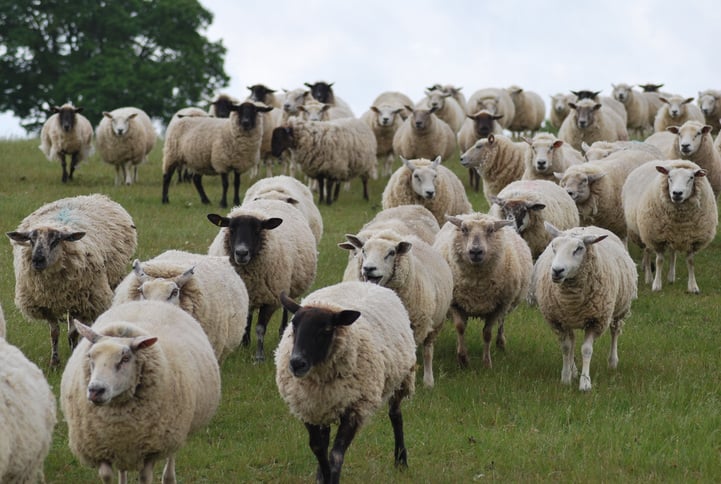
xmin=1 ymin=0 xmax=719 ymax=137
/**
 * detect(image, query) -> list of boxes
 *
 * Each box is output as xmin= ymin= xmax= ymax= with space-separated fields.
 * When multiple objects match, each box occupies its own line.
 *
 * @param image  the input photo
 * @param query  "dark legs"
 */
xmin=306 ymin=423 xmax=331 ymax=484
xmin=220 ymin=173 xmax=229 ymax=208
xmin=242 ymin=312 xmax=252 ymax=346
xmin=69 ymin=153 xmax=80 ymax=181
xmin=162 ymin=167 xmax=176 ymax=204
xmin=389 ymin=392 xmax=408 ymax=467
xmin=255 ymin=304 xmax=278 ymax=362
xmin=279 ymin=307 xmax=289 ymax=338
xmin=192 ymin=174 xmax=211 ymax=205
xmin=60 ymin=155 xmax=69 ymax=183
xmin=232 ymin=170 xmax=241 ymax=207
xmin=49 ymin=319 xmax=61 ymax=369
xmin=220 ymin=171 xmax=241 ymax=208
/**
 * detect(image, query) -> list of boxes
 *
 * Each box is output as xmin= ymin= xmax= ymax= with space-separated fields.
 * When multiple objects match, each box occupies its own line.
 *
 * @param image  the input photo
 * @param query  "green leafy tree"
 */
xmin=0 ymin=0 xmax=229 ymax=132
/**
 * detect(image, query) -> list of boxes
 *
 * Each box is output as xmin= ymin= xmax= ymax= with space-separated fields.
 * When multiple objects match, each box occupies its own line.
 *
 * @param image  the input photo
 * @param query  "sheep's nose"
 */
xmin=424 ymin=190 xmax=435 ymax=199
xmin=672 ymin=191 xmax=683 ymax=201
xmin=551 ymin=267 xmax=565 ymax=281
xmin=578 ymin=121 xmax=587 ymax=128
xmin=537 ymin=160 xmax=547 ymax=170
xmin=87 ymin=384 xmax=107 ymax=404
xmin=289 ymin=356 xmax=310 ymax=377
xmin=415 ymin=121 xmax=423 ymax=128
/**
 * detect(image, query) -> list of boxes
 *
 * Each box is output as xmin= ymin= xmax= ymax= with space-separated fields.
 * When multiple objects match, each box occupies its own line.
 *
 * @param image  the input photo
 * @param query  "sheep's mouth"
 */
xmin=363 ymin=274 xmax=383 ymax=285
xmin=671 ymin=195 xmax=685 ymax=203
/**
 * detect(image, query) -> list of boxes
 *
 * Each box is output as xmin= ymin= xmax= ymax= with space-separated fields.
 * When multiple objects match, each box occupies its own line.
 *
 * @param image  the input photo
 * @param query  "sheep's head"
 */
xmin=207 ymin=213 xmax=282 ymax=266
xmin=229 ymin=102 xmax=273 ymax=131
xmin=490 ymin=196 xmax=545 ymax=234
xmin=658 ymin=164 xmax=707 ymax=204
xmin=424 ymin=90 xmax=450 ymax=111
xmin=298 ymin=100 xmax=331 ymax=121
xmin=132 ymin=259 xmax=194 ymax=305
xmin=669 ymin=121 xmax=711 ymax=156
xmin=409 ymin=106 xmax=436 ymax=131
xmin=571 ymin=90 xmax=601 ymax=101
xmin=569 ymin=100 xmax=601 ymax=129
xmin=304 ymin=81 xmax=335 ymax=104
xmin=611 ymin=83 xmax=633 ymax=104
xmin=528 ymin=136 xmax=564 ymax=173
xmin=371 ymin=104 xmax=403 ymax=127
xmin=52 ymin=104 xmax=83 ymax=132
xmin=403 ymin=156 xmax=441 ymax=200
xmin=271 ymin=126 xmax=295 ymax=157
xmin=210 ymin=94 xmax=238 ymax=118
xmin=698 ymin=92 xmax=719 ymax=116
xmin=661 ymin=96 xmax=694 ymax=119
xmin=6 ymin=227 xmax=85 ymax=271
xmin=247 ymin=84 xmax=276 ymax=103
xmin=282 ymin=89 xmax=310 ymax=115
xmin=446 ymin=214 xmax=512 ymax=265
xmin=460 ymin=135 xmax=495 ymax=173
xmin=556 ymin=168 xmax=604 ymax=204
xmin=103 ymin=111 xmax=138 ymax=137
xmin=344 ymin=231 xmax=411 ymax=286
xmin=551 ymin=94 xmax=571 ymax=114
xmin=545 ymin=222 xmax=607 ymax=283
xmin=468 ymin=110 xmax=502 ymax=138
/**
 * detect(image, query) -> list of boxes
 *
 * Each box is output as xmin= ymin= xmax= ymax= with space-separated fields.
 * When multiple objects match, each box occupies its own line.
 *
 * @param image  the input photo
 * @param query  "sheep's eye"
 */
xmin=169 ymin=288 xmax=179 ymax=300
xmin=487 ymin=228 xmax=495 ymax=235
xmin=323 ymin=325 xmax=334 ymax=334
xmin=573 ymin=246 xmax=583 ymax=255
xmin=461 ymin=227 xmax=469 ymax=235
xmin=386 ymin=250 xmax=395 ymax=259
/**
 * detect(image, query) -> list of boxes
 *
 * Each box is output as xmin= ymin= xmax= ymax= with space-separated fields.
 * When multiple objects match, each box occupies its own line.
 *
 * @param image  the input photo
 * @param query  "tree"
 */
xmin=0 ymin=0 xmax=229 ymax=132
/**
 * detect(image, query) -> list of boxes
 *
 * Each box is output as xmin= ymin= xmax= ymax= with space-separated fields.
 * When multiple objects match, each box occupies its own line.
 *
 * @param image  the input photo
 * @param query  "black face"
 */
xmin=231 ymin=102 xmax=272 ymax=131
xmin=248 ymin=84 xmax=274 ymax=103
xmin=209 ymin=214 xmax=282 ymax=266
xmin=212 ymin=97 xmax=235 ymax=118
xmin=58 ymin=107 xmax=77 ymax=132
xmin=306 ymin=82 xmax=332 ymax=103
xmin=271 ymin=127 xmax=293 ymax=157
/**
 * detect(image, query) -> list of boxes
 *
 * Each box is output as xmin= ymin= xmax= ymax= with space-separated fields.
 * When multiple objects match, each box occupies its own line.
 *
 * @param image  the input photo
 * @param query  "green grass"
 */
xmin=2 ymin=137 xmax=721 ymax=483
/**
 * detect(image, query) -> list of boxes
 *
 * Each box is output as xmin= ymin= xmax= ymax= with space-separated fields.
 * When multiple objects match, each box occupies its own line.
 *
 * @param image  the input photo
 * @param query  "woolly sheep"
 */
xmin=506 ymin=85 xmax=545 ymax=136
xmin=246 ymin=84 xmax=283 ymax=108
xmin=245 ymin=84 xmax=287 ymax=177
xmin=304 ymin=81 xmax=355 ymax=117
xmin=433 ymin=212 xmax=533 ymax=368
xmin=427 ymin=83 xmax=467 ymax=112
xmin=611 ymin=83 xmax=661 ymax=137
xmin=342 ymin=229 xmax=453 ymax=387
xmin=95 ymin=106 xmax=156 ymax=186
xmin=271 ymin=116 xmax=377 ymax=205
xmin=0 ymin=328 xmax=56 ymax=484
xmin=417 ymin=89 xmax=465 ymax=132
xmin=549 ymin=93 xmax=574 ymax=130
xmin=162 ymin=101 xmax=273 ymax=208
xmin=382 ymin=156 xmax=472 ymax=226
xmin=457 ymin=110 xmax=504 ymax=153
xmin=392 ymin=105 xmax=457 ymax=161
xmin=581 ymin=140 xmax=664 ymax=162
xmin=697 ymin=89 xmax=721 ymax=134
xmin=208 ymin=93 xmax=240 ymax=118
xmin=281 ymin=88 xmax=311 ymax=117
xmin=360 ymin=92 xmax=412 ymax=176
xmin=61 ymin=301 xmax=220 ymax=483
xmin=530 ymin=223 xmax=637 ymax=391
xmin=207 ymin=198 xmax=317 ymax=361
xmin=558 ymin=99 xmax=628 ymax=151
xmin=522 ymin=132 xmax=584 ymax=182
xmin=653 ymin=95 xmax=705 ymax=133
xmin=623 ymin=160 xmax=718 ymax=293
xmin=275 ymin=282 xmax=416 ymax=482
xmin=466 ymin=88 xmax=516 ymax=130
xmin=459 ymin=133 xmax=528 ymax=205
xmin=39 ymin=102 xmax=94 ymax=183
xmin=298 ymin=99 xmax=353 ymax=121
xmin=570 ymin=89 xmax=628 ymax=126
xmin=490 ymin=179 xmax=580 ymax=259
xmin=7 ymin=193 xmax=137 ymax=368
xmin=168 ymin=107 xmax=211 ymax=183
xmin=112 ymin=250 xmax=248 ymax=362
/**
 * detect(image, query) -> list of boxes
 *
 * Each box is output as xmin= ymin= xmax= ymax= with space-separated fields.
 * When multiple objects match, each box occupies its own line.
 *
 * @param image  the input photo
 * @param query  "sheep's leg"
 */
xmin=232 ymin=170 xmax=241 ymax=207
xmin=608 ymin=319 xmax=622 ymax=370
xmin=481 ymin=317 xmax=495 ymax=368
xmin=139 ymin=458 xmax=155 ymax=483
xmin=450 ymin=307 xmax=470 ymax=368
xmin=123 ymin=162 xmax=133 ymax=186
xmin=361 ymin=176 xmax=369 ymax=201
xmin=69 ymin=152 xmax=80 ymax=180
xmin=330 ymin=411 xmax=361 ymax=483
xmin=192 ymin=174 xmax=211 ymax=205
xmin=242 ymin=312 xmax=252 ymax=346
xmin=667 ymin=250 xmax=677 ymax=284
xmin=279 ymin=307 xmax=289 ymax=338
xmin=642 ymin=248 xmax=653 ymax=285
xmin=333 ymin=180 xmax=341 ymax=201
xmin=579 ymin=329 xmax=597 ymax=391
xmin=114 ymin=165 xmax=122 ymax=186
xmin=219 ymin=172 xmax=230 ymax=208
xmin=305 ymin=423 xmax=331 ymax=484
xmin=559 ymin=329 xmax=576 ymax=385
xmin=98 ymin=462 xmax=113 ymax=484
xmin=118 ymin=469 xmax=128 ymax=484
xmin=67 ymin=314 xmax=79 ymax=351
xmin=49 ymin=319 xmax=61 ymax=369
xmin=652 ymin=251 xmax=664 ymax=291
xmin=496 ymin=317 xmax=506 ymax=351
xmin=255 ymin=304 xmax=277 ymax=362
xmin=388 ymin=391 xmax=408 ymax=467
xmin=60 ymin=154 xmax=69 ymax=183
xmin=686 ymin=252 xmax=700 ymax=294
xmin=162 ymin=167 xmax=177 ymax=204
xmin=162 ymin=455 xmax=176 ymax=484
xmin=316 ymin=176 xmax=325 ymax=204
xmin=422 ymin=339 xmax=435 ymax=388
xmin=325 ymin=179 xmax=334 ymax=205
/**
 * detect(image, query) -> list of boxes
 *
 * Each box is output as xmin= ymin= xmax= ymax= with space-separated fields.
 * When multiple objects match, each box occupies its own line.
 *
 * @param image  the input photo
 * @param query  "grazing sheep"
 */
xmin=581 ymin=140 xmax=664 ymax=162
xmin=162 ymin=101 xmax=273 ymax=208
xmin=434 ymin=213 xmax=533 ymax=369
xmin=0 ymin=328 xmax=56 ymax=484
xmin=531 ymin=224 xmax=637 ymax=391
xmin=522 ymin=132 xmax=584 ymax=182
xmin=95 ymin=106 xmax=156 ymax=186
xmin=343 ymin=229 xmax=453 ymax=387
xmin=697 ymin=89 xmax=721 ymax=134
xmin=7 ymin=194 xmax=137 ymax=368
xmin=427 ymin=83 xmax=467 ymax=112
xmin=207 ymin=199 xmax=317 ymax=361
xmin=113 ymin=250 xmax=248 ymax=362
xmin=382 ymin=156 xmax=472 ymax=226
xmin=549 ymin=93 xmax=575 ymax=130
xmin=275 ymin=282 xmax=416 ymax=483
xmin=506 ymin=85 xmax=545 ymax=136
xmin=417 ymin=89 xmax=465 ymax=132
xmin=653 ymin=96 xmax=705 ymax=133
xmin=208 ymin=93 xmax=239 ymax=118
xmin=558 ymin=99 xmax=628 ymax=151
xmin=304 ymin=81 xmax=355 ymax=117
xmin=490 ymin=179 xmax=580 ymax=259
xmin=39 ymin=102 xmax=94 ymax=183
xmin=392 ymin=105 xmax=457 ymax=161
xmin=361 ymin=93 xmax=411 ymax=176
xmin=466 ymin=88 xmax=516 ymax=130
xmin=611 ymin=83 xmax=656 ymax=136
xmin=61 ymin=301 xmax=221 ymax=483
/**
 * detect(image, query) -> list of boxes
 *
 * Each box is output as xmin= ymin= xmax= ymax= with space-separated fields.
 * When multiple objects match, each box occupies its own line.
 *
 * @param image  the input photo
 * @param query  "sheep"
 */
xmin=489 ymin=179 xmax=580 ymax=259
xmin=281 ymin=88 xmax=311 ymax=117
xmin=466 ymin=88 xmax=516 ymax=130
xmin=39 ymin=102 xmax=94 ymax=183
xmin=417 ymin=89 xmax=465 ymax=132
xmin=168 ymin=107 xmax=211 ymax=183
xmin=361 ymin=94 xmax=410 ymax=176
xmin=459 ymin=133 xmax=528 ymax=205
xmin=557 ymin=99 xmax=628 ymax=151
xmin=161 ymin=101 xmax=273 ymax=208
xmin=246 ymin=83 xmax=283 ymax=108
xmin=530 ymin=223 xmax=637 ymax=391
xmin=112 ymin=250 xmax=248 ymax=362
xmin=506 ymin=85 xmax=545 ymax=137
xmin=427 ymin=83 xmax=467 ymax=112
xmin=342 ymin=229 xmax=453 ymax=388
xmin=580 ymin=140 xmax=664 ymax=162
xmin=244 ymin=84 xmax=288 ymax=178
xmin=271 ymin=116 xmax=377 ymax=205
xmin=522 ymin=132 xmax=584 ymax=182
xmin=653 ymin=95 xmax=705 ymax=133
xmin=275 ymin=281 xmax=416 ymax=482
xmin=697 ymin=89 xmax=721 ymax=134
xmin=0 ymin=328 xmax=56 ymax=484
xmin=208 ymin=93 xmax=239 ymax=118
xmin=60 ymin=301 xmax=221 ymax=483
xmin=434 ymin=212 xmax=533 ymax=369
xmin=7 ymin=193 xmax=137 ymax=368
xmin=549 ymin=93 xmax=575 ymax=130
xmin=457 ymin=110 xmax=504 ymax=192
xmin=623 ymin=160 xmax=718 ymax=293
xmin=611 ymin=83 xmax=654 ymax=136
xmin=95 ymin=106 xmax=157 ymax=186
xmin=298 ymin=99 xmax=353 ymax=121
xmin=392 ymin=105 xmax=457 ymax=161
xmin=304 ymin=81 xmax=355 ymax=117
xmin=570 ymin=89 xmax=628 ymax=126
xmin=382 ymin=156 xmax=472 ymax=226
xmin=207 ymin=198 xmax=317 ymax=361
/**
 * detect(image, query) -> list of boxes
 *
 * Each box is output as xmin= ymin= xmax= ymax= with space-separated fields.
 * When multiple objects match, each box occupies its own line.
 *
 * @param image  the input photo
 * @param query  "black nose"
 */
xmin=289 ymin=356 xmax=310 ymax=377
xmin=537 ymin=161 xmax=547 ymax=169
xmin=88 ymin=384 xmax=106 ymax=403
xmin=552 ymin=268 xmax=565 ymax=281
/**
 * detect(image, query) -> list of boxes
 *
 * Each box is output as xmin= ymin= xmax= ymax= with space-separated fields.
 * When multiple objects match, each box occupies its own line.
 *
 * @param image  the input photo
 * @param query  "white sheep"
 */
xmin=549 ymin=93 xmax=575 ymax=130
xmin=95 ymin=106 xmax=157 ymax=186
xmin=382 ymin=156 xmax=472 ymax=226
xmin=392 ymin=105 xmax=457 ymax=161
xmin=506 ymin=85 xmax=545 ymax=137
xmin=466 ymin=88 xmax=516 ymax=130
xmin=653 ymin=95 xmax=705 ymax=133
xmin=275 ymin=282 xmax=416 ymax=482
xmin=360 ymin=95 xmax=409 ymax=177
xmin=417 ymin=89 xmax=465 ymax=132
xmin=530 ymin=223 xmax=637 ymax=391
xmin=490 ymin=179 xmax=580 ymax=259
xmin=697 ymin=89 xmax=721 ymax=134
xmin=113 ymin=250 xmax=248 ymax=362
xmin=427 ymin=83 xmax=467 ymax=112
xmin=39 ymin=102 xmax=94 ymax=183
xmin=61 ymin=301 xmax=221 ymax=483
xmin=280 ymin=88 xmax=310 ymax=117
xmin=207 ymin=198 xmax=317 ymax=361
xmin=611 ymin=83 xmax=656 ymax=136
xmin=557 ymin=99 xmax=628 ymax=151
xmin=522 ymin=132 xmax=584 ymax=182
xmin=7 ymin=193 xmax=137 ymax=368
xmin=342 ymin=229 xmax=453 ymax=387
xmin=0 ymin=327 xmax=56 ymax=484
xmin=162 ymin=101 xmax=273 ymax=208
xmin=580 ymin=140 xmax=664 ymax=162
xmin=433 ymin=212 xmax=533 ymax=368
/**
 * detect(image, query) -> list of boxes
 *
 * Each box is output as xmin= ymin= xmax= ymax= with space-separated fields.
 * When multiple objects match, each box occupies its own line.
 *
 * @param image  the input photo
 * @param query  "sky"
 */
xmin=1 ymin=0 xmax=719 ymax=137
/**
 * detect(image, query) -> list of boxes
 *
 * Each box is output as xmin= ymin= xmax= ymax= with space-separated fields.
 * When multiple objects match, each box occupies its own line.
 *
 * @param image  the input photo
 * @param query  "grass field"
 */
xmin=1 ymin=136 xmax=721 ymax=483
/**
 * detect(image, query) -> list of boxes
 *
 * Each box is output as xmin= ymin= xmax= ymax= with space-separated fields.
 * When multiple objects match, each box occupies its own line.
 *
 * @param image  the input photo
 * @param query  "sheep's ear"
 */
xmin=103 ymin=111 xmax=113 ymax=119
xmin=667 ymin=126 xmax=680 ymax=134
xmin=74 ymin=319 xmax=101 ymax=344
xmin=284 ymin=197 xmax=299 ymax=205
xmin=582 ymin=234 xmax=607 ymax=246
xmin=587 ymin=173 xmax=605 ymax=183
xmin=487 ymin=134 xmax=495 ymax=143
xmin=683 ymin=97 xmax=694 ymax=105
xmin=428 ymin=105 xmax=439 ymax=114
xmin=175 ymin=266 xmax=195 ymax=288
xmin=403 ymin=104 xmax=414 ymax=113
xmin=128 ymin=113 xmax=139 ymax=120
xmin=63 ymin=232 xmax=85 ymax=242
xmin=207 ymin=214 xmax=229 ymax=227
xmin=74 ymin=107 xmax=84 ymax=113
xmin=593 ymin=103 xmax=602 ymax=111
xmin=493 ymin=114 xmax=503 ymax=120
xmin=344 ymin=234 xmax=364 ymax=250
xmin=396 ymin=241 xmax=412 ymax=255
xmin=659 ymin=97 xmax=669 ymax=104
xmin=431 ymin=155 xmax=442 ymax=167
xmin=262 ymin=218 xmax=283 ymax=230
xmin=132 ymin=259 xmax=147 ymax=280
xmin=570 ymin=90 xmax=580 ymax=97
xmin=553 ymin=172 xmax=564 ymax=181
xmin=445 ymin=215 xmax=463 ymax=228
xmin=370 ymin=106 xmax=380 ymax=114
xmin=337 ymin=242 xmax=355 ymax=251
xmin=656 ymin=165 xmax=670 ymax=175
xmin=544 ymin=221 xmax=563 ymax=238
xmin=489 ymin=195 xmax=505 ymax=207
xmin=131 ymin=336 xmax=158 ymax=352
xmin=334 ymin=310 xmax=361 ymax=327
xmin=303 ymin=82 xmax=313 ymax=88
xmin=527 ymin=203 xmax=546 ymax=211
xmin=522 ymin=136 xmax=533 ymax=145
xmin=401 ymin=157 xmax=416 ymax=171
xmin=581 ymin=141 xmax=591 ymax=153
xmin=279 ymin=291 xmax=301 ymax=313
xmin=702 ymin=125 xmax=712 ymax=135
xmin=552 ymin=140 xmax=564 ymax=149
xmin=694 ymin=169 xmax=708 ymax=178
xmin=568 ymin=102 xmax=577 ymax=110
xmin=6 ymin=231 xmax=30 ymax=244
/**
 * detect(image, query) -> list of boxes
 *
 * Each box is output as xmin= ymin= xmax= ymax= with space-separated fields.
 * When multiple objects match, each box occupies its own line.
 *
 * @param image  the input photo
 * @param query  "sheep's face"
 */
xmin=660 ymin=165 xmax=704 ymax=204
xmin=409 ymin=164 xmax=438 ymax=200
xmin=551 ymin=94 xmax=569 ymax=114
xmin=211 ymin=96 xmax=236 ymax=118
xmin=231 ymin=102 xmax=272 ymax=131
xmin=54 ymin=105 xmax=81 ymax=133
xmin=247 ymin=84 xmax=275 ymax=104
xmin=371 ymin=105 xmax=402 ymax=127
xmin=208 ymin=214 xmax=283 ymax=266
xmin=470 ymin=110 xmax=502 ymax=138
xmin=410 ymin=108 xmax=433 ymax=131
xmin=305 ymin=81 xmax=334 ymax=104
xmin=698 ymin=93 xmax=718 ymax=116
xmin=425 ymin=91 xmax=448 ymax=111
xmin=492 ymin=198 xmax=544 ymax=234
xmin=447 ymin=216 xmax=511 ymax=265
xmin=6 ymin=228 xmax=85 ymax=271
xmin=357 ymin=235 xmax=411 ymax=286
xmin=282 ymin=89 xmax=309 ymax=115
xmin=612 ymin=84 xmax=632 ymax=104
xmin=529 ymin=139 xmax=562 ymax=173
xmin=271 ymin=127 xmax=295 ymax=157
xmin=672 ymin=122 xmax=709 ymax=156
xmin=582 ymin=141 xmax=615 ymax=161
xmin=558 ymin=171 xmax=601 ymax=204
xmin=459 ymin=136 xmax=494 ymax=172
xmin=570 ymin=100 xmax=601 ymax=129
xmin=105 ymin=112 xmax=138 ymax=137
xmin=138 ymin=279 xmax=181 ymax=305
xmin=662 ymin=97 xmax=693 ymax=119
xmin=298 ymin=101 xmax=330 ymax=121
xmin=547 ymin=232 xmax=606 ymax=283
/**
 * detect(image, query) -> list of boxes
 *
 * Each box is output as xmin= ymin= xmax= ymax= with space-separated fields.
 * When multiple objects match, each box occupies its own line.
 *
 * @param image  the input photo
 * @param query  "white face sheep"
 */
xmin=556 ymin=171 xmax=603 ymax=204
xmin=132 ymin=259 xmax=194 ymax=304
xmin=406 ymin=156 xmax=439 ymax=200
xmin=669 ymin=122 xmax=711 ymax=157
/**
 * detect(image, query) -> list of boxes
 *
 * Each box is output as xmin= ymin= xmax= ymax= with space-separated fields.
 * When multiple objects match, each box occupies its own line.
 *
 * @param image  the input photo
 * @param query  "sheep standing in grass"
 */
xmin=653 ymin=96 xmax=705 ymax=133
xmin=522 ymin=132 xmax=583 ymax=182
xmin=697 ymin=89 xmax=721 ymax=134
xmin=61 ymin=301 xmax=221 ymax=483
xmin=96 ymin=106 xmax=156 ymax=186
xmin=530 ymin=223 xmax=637 ymax=391
xmin=392 ymin=105 xmax=457 ymax=161
xmin=558 ymin=99 xmax=628 ymax=151
xmin=466 ymin=88 xmax=516 ymax=130
xmin=39 ymin=103 xmax=94 ymax=183
xmin=549 ymin=93 xmax=575 ymax=129
xmin=275 ymin=282 xmax=416 ymax=483
xmin=506 ymin=85 xmax=545 ymax=137
xmin=361 ymin=95 xmax=410 ymax=176
xmin=434 ymin=213 xmax=533 ymax=369
xmin=611 ymin=83 xmax=656 ymax=136
xmin=417 ymin=89 xmax=465 ymax=132
xmin=7 ymin=194 xmax=137 ymax=368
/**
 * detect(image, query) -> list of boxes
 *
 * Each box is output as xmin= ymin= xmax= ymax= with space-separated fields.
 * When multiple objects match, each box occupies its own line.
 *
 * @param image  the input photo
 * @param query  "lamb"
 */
xmin=275 ymin=281 xmax=416 ymax=482
xmin=506 ymin=85 xmax=545 ymax=136
xmin=522 ymin=132 xmax=584 ymax=182
xmin=466 ymin=88 xmax=516 ymax=130
xmin=381 ymin=156 xmax=472 ymax=226
xmin=623 ymin=160 xmax=717 ymax=293
xmin=112 ymin=250 xmax=248 ymax=362
xmin=243 ymin=175 xmax=324 ymax=244
xmin=360 ymin=94 xmax=410 ymax=176
xmin=271 ymin=116 xmax=377 ymax=205
xmin=342 ymin=229 xmax=453 ymax=388
xmin=417 ymin=89 xmax=465 ymax=132
xmin=459 ymin=133 xmax=528 ymax=205
xmin=0 ymin=326 xmax=56 ymax=484
xmin=489 ymin=179 xmax=580 ymax=259
xmin=304 ymin=81 xmax=355 ymax=117
xmin=60 ymin=301 xmax=221 ymax=483
xmin=208 ymin=93 xmax=240 ymax=118
xmin=549 ymin=93 xmax=575 ymax=130
xmin=697 ymin=89 xmax=721 ymax=134
xmin=207 ymin=198 xmax=317 ymax=361
xmin=530 ymin=223 xmax=637 ymax=391
xmin=433 ymin=212 xmax=533 ymax=369
xmin=95 ymin=106 xmax=157 ymax=186
xmin=39 ymin=102 xmax=94 ymax=182
xmin=7 ymin=193 xmax=137 ymax=368
xmin=653 ymin=95 xmax=705 ymax=133
xmin=392 ymin=105 xmax=457 ymax=161
xmin=557 ymin=99 xmax=628 ymax=151
xmin=161 ymin=101 xmax=273 ymax=208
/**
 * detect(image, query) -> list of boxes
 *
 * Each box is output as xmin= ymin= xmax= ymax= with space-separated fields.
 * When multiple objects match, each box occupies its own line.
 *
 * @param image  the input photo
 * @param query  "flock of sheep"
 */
xmin=3 ymin=81 xmax=721 ymax=483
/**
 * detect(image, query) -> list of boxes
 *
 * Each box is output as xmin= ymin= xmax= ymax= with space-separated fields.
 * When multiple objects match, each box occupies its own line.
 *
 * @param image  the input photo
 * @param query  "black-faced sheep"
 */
xmin=39 ymin=103 xmax=94 ymax=183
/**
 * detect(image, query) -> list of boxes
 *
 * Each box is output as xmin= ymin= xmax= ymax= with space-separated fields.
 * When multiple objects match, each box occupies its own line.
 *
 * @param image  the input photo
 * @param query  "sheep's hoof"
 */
xmin=457 ymin=353 xmax=469 ymax=369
